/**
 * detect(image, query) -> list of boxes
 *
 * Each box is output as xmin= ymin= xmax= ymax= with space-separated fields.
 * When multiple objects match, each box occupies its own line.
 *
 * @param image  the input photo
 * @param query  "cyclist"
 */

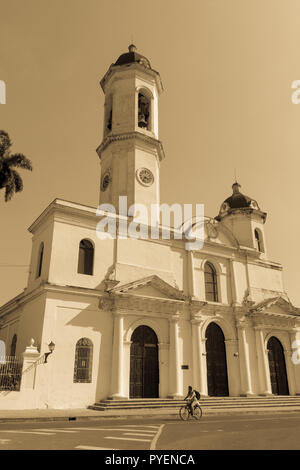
xmin=184 ymin=385 xmax=199 ymax=416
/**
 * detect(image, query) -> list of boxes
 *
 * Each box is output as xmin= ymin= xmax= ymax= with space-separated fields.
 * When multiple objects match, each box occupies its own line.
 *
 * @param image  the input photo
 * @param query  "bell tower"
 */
xmin=96 ymin=45 xmax=164 ymax=219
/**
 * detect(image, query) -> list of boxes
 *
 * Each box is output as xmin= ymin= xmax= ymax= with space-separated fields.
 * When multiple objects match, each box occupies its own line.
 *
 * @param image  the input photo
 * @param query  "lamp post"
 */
xmin=44 ymin=341 xmax=55 ymax=363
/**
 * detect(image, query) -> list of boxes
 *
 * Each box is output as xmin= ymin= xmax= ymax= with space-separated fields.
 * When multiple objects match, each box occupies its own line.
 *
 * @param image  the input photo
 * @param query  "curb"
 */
xmin=0 ymin=407 xmax=300 ymax=423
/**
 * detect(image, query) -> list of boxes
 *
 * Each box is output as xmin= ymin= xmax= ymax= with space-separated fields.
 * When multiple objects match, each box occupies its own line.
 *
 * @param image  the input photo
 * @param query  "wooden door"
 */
xmin=206 ymin=322 xmax=229 ymax=396
xmin=267 ymin=337 xmax=289 ymax=395
xmin=130 ymin=326 xmax=159 ymax=398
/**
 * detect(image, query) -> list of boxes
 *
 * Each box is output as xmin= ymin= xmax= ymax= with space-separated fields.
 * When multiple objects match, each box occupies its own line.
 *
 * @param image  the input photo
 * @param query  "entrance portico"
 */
xmin=102 ymin=275 xmax=187 ymax=400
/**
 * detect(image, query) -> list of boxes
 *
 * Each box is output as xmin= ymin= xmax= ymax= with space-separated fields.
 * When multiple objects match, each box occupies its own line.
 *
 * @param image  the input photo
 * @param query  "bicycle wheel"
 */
xmin=193 ymin=406 xmax=202 ymax=420
xmin=179 ymin=406 xmax=190 ymax=421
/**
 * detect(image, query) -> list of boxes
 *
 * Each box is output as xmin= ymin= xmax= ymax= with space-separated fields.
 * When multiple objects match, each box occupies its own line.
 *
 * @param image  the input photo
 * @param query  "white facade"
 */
xmin=0 ymin=46 xmax=300 ymax=410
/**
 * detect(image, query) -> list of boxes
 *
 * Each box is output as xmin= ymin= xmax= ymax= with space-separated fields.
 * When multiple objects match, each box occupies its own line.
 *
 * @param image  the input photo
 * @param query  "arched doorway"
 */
xmin=267 ymin=336 xmax=289 ymax=395
xmin=206 ymin=322 xmax=229 ymax=396
xmin=130 ymin=325 xmax=159 ymax=398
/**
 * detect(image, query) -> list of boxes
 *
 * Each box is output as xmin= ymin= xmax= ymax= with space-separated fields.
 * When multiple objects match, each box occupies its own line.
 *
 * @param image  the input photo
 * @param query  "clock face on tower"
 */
xmin=136 ymin=167 xmax=154 ymax=186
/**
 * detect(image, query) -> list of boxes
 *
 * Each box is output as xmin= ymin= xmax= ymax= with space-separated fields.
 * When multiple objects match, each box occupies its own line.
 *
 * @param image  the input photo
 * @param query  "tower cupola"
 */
xmin=215 ymin=182 xmax=267 ymax=255
xmin=216 ymin=181 xmax=264 ymax=220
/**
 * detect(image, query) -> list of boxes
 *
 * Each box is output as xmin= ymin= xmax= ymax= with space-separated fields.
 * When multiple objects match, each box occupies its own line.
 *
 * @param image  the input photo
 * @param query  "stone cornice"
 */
xmin=252 ymin=317 xmax=299 ymax=330
xmin=0 ymin=281 xmax=108 ymax=319
xmin=98 ymin=289 xmax=220 ymax=318
xmin=28 ymin=199 xmax=99 ymax=234
xmin=99 ymin=293 xmax=184 ymax=316
xmin=100 ymin=62 xmax=163 ymax=95
xmin=0 ymin=283 xmax=47 ymax=319
xmin=217 ymin=207 xmax=267 ymax=223
xmin=96 ymin=131 xmax=165 ymax=162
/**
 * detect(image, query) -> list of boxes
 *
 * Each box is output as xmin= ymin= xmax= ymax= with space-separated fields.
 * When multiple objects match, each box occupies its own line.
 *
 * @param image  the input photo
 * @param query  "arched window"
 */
xmin=10 ymin=334 xmax=17 ymax=357
xmin=73 ymin=338 xmax=93 ymax=383
xmin=107 ymin=108 xmax=112 ymax=131
xmin=204 ymin=262 xmax=218 ymax=302
xmin=36 ymin=242 xmax=44 ymax=278
xmin=105 ymin=95 xmax=113 ymax=133
xmin=77 ymin=239 xmax=94 ymax=275
xmin=254 ymin=229 xmax=264 ymax=252
xmin=138 ymin=92 xmax=150 ymax=130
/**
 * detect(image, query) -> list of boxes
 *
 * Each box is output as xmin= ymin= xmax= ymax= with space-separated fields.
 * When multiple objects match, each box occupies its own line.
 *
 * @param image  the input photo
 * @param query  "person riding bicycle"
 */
xmin=184 ymin=385 xmax=199 ymax=416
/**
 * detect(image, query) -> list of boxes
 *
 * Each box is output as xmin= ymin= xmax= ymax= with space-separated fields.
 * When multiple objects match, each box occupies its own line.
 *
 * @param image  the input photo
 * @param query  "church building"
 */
xmin=0 ymin=45 xmax=300 ymax=410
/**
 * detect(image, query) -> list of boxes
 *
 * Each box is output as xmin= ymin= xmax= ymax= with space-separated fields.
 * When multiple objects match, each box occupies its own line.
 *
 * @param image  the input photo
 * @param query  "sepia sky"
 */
xmin=0 ymin=0 xmax=300 ymax=307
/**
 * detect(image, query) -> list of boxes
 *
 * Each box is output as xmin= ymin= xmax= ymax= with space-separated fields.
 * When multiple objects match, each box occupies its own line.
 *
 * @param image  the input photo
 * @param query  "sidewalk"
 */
xmin=0 ymin=405 xmax=300 ymax=423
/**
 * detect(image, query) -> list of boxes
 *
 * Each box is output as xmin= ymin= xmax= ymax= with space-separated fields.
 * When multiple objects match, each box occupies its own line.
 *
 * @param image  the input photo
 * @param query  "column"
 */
xmin=237 ymin=323 xmax=254 ymax=396
xmin=168 ymin=315 xmax=181 ymax=398
xmin=224 ymin=339 xmax=240 ymax=396
xmin=123 ymin=340 xmax=132 ymax=399
xmin=254 ymin=328 xmax=272 ymax=396
xmin=191 ymin=316 xmax=208 ymax=396
xmin=284 ymin=347 xmax=296 ymax=396
xmin=290 ymin=329 xmax=300 ymax=395
xmin=229 ymin=259 xmax=238 ymax=306
xmin=158 ymin=342 xmax=169 ymax=397
xmin=109 ymin=313 xmax=125 ymax=399
xmin=188 ymin=251 xmax=195 ymax=298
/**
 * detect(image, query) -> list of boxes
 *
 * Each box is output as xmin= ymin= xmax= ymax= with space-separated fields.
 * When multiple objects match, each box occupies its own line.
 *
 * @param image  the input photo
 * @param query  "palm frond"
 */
xmin=0 ymin=131 xmax=12 ymax=158
xmin=0 ymin=162 xmax=11 ymax=189
xmin=11 ymin=170 xmax=23 ymax=193
xmin=4 ymin=174 xmax=16 ymax=202
xmin=6 ymin=153 xmax=33 ymax=171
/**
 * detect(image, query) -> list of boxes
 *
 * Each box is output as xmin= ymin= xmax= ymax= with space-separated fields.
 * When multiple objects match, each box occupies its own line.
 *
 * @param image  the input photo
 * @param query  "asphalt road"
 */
xmin=0 ymin=413 xmax=300 ymax=450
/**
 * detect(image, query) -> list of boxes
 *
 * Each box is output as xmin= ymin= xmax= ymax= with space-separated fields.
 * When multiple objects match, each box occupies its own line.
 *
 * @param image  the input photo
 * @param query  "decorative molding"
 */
xmin=100 ymin=62 xmax=163 ymax=95
xmin=98 ymin=296 xmax=114 ymax=312
xmin=158 ymin=342 xmax=169 ymax=349
xmin=242 ymin=289 xmax=255 ymax=308
xmin=249 ymin=295 xmax=299 ymax=315
xmin=189 ymin=299 xmax=207 ymax=316
xmin=107 ymin=274 xmax=186 ymax=301
xmin=169 ymin=314 xmax=180 ymax=323
xmin=190 ymin=314 xmax=204 ymax=325
xmin=96 ymin=131 xmax=165 ymax=162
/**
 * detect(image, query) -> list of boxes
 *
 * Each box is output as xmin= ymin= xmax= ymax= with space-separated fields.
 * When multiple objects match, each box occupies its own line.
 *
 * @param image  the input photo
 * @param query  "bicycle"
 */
xmin=179 ymin=402 xmax=202 ymax=421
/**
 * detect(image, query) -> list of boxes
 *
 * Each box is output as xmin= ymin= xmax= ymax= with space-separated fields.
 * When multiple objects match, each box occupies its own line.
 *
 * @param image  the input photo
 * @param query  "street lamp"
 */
xmin=44 ymin=341 xmax=55 ymax=363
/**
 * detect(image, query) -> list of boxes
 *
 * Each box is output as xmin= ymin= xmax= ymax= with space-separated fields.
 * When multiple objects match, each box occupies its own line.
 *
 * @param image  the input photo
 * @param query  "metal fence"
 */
xmin=0 ymin=356 xmax=23 ymax=391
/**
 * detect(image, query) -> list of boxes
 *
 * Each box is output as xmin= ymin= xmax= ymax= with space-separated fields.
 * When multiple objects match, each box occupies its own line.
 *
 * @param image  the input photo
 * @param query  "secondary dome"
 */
xmin=216 ymin=182 xmax=261 ymax=220
xmin=114 ymin=44 xmax=151 ymax=68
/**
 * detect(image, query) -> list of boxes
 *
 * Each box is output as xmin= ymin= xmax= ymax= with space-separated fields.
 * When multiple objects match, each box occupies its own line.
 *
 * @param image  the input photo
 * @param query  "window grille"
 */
xmin=0 ymin=356 xmax=23 ymax=391
xmin=74 ymin=338 xmax=93 ymax=383
xmin=204 ymin=262 xmax=218 ymax=302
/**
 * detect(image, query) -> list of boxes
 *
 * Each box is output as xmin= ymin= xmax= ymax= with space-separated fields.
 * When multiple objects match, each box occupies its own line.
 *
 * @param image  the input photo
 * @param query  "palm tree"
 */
xmin=0 ymin=130 xmax=32 ymax=201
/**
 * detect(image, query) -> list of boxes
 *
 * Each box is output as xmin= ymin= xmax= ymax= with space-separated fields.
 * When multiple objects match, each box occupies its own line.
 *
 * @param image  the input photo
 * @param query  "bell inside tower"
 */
xmin=138 ymin=93 xmax=150 ymax=129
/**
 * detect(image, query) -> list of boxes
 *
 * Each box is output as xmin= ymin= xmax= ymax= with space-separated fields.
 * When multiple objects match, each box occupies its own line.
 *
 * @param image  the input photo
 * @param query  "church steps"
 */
xmin=88 ymin=396 xmax=300 ymax=411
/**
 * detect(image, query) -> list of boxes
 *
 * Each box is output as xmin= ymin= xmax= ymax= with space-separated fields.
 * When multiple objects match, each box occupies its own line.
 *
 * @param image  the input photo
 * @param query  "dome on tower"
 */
xmin=114 ymin=45 xmax=151 ymax=68
xmin=100 ymin=45 xmax=163 ymax=95
xmin=216 ymin=182 xmax=262 ymax=221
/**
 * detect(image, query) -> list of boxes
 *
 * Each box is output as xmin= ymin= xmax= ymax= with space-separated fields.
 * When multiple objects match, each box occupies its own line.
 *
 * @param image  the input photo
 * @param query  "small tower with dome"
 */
xmin=216 ymin=182 xmax=267 ymax=255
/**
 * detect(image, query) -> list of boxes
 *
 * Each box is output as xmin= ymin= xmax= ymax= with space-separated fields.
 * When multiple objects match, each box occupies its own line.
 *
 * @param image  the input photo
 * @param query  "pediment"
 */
xmin=250 ymin=296 xmax=300 ymax=317
xmin=107 ymin=275 xmax=186 ymax=301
